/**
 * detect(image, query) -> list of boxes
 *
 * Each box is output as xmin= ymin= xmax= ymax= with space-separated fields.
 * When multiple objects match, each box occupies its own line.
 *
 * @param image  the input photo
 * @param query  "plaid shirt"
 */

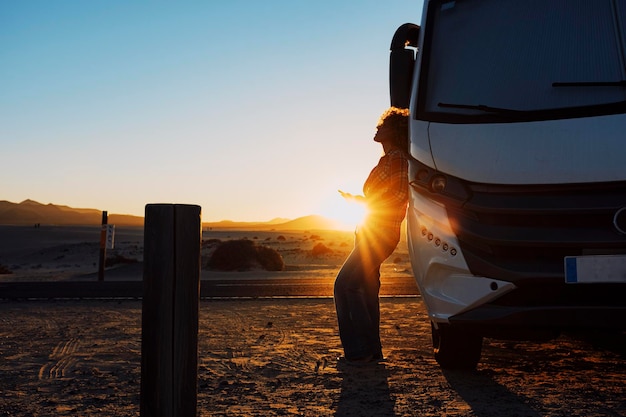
xmin=362 ymin=149 xmax=409 ymax=231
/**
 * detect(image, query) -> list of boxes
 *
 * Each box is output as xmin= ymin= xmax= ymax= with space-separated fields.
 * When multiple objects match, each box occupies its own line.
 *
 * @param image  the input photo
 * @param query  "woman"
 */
xmin=334 ymin=107 xmax=410 ymax=364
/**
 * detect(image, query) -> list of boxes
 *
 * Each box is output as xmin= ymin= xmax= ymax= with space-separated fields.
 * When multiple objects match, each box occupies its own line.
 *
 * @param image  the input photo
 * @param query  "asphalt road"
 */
xmin=204 ymin=275 xmax=419 ymax=298
xmin=0 ymin=275 xmax=419 ymax=300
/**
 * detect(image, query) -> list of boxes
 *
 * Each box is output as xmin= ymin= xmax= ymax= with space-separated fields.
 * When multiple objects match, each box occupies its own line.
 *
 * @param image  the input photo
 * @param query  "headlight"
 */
xmin=409 ymin=158 xmax=471 ymax=204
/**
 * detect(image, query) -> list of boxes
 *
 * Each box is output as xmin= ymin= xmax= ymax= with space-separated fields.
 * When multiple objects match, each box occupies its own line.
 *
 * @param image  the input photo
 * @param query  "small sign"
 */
xmin=105 ymin=224 xmax=115 ymax=249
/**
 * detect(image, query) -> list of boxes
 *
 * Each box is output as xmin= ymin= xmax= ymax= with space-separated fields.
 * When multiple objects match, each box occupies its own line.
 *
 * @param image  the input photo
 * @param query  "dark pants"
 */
xmin=334 ymin=225 xmax=399 ymax=359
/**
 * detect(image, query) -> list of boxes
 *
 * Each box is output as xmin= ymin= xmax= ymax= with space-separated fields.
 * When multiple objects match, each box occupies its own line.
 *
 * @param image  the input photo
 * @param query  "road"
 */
xmin=0 ymin=275 xmax=419 ymax=299
xmin=203 ymin=275 xmax=419 ymax=298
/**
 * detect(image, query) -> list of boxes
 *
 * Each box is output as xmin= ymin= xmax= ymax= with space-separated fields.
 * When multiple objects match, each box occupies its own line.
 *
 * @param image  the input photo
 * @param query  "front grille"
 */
xmin=447 ymin=181 xmax=626 ymax=283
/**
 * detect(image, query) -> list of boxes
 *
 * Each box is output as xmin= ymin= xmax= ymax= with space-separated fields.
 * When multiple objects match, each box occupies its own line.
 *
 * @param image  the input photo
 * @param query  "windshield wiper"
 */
xmin=553 ymin=80 xmax=626 ymax=87
xmin=437 ymin=100 xmax=626 ymax=120
xmin=438 ymin=102 xmax=524 ymax=114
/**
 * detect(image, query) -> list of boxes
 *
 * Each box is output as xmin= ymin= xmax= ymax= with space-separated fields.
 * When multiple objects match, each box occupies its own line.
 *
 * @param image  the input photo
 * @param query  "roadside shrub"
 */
xmin=202 ymin=238 xmax=222 ymax=248
xmin=311 ymin=243 xmax=333 ymax=257
xmin=105 ymin=254 xmax=138 ymax=267
xmin=0 ymin=263 xmax=12 ymax=274
xmin=256 ymin=245 xmax=285 ymax=271
xmin=209 ymin=239 xmax=284 ymax=272
xmin=209 ymin=240 xmax=256 ymax=271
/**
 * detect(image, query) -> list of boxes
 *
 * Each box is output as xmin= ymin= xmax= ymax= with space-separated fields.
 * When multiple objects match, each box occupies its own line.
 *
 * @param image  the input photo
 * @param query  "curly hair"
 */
xmin=375 ymin=107 xmax=409 ymax=148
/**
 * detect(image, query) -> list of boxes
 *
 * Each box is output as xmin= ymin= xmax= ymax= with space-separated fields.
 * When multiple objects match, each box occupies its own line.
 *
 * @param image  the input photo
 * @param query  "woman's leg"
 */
xmin=363 ymin=265 xmax=382 ymax=357
xmin=358 ymin=229 xmax=399 ymax=359
xmin=334 ymin=244 xmax=376 ymax=359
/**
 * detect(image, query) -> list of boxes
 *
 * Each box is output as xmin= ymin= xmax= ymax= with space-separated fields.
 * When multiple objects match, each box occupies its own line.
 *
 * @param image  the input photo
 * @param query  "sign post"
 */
xmin=98 ymin=211 xmax=108 ymax=281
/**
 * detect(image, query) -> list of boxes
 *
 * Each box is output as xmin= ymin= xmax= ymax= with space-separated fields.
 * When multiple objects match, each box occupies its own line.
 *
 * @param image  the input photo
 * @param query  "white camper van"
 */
xmin=390 ymin=0 xmax=626 ymax=369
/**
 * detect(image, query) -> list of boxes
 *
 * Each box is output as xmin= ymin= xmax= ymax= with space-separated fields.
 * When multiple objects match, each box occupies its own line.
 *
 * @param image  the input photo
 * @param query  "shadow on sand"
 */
xmin=335 ymin=362 xmax=395 ymax=417
xmin=443 ymin=369 xmax=540 ymax=417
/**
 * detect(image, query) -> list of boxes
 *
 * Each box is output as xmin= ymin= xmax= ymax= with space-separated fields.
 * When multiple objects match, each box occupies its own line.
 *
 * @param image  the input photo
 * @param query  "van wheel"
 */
xmin=431 ymin=322 xmax=482 ymax=370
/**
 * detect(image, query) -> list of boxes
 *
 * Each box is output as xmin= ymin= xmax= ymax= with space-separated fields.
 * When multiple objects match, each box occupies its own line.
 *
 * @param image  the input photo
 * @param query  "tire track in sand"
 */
xmin=38 ymin=338 xmax=80 ymax=379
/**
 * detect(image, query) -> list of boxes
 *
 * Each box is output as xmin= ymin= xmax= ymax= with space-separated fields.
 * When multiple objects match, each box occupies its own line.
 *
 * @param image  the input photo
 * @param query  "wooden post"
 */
xmin=98 ymin=211 xmax=108 ymax=281
xmin=140 ymin=204 xmax=201 ymax=417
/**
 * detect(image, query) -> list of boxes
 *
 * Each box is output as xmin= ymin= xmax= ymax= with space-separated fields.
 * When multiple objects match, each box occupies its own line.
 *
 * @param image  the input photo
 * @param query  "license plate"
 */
xmin=565 ymin=255 xmax=626 ymax=283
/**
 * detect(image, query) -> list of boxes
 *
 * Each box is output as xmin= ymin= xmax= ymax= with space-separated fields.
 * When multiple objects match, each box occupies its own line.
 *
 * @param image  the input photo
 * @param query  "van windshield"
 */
xmin=418 ymin=0 xmax=626 ymax=123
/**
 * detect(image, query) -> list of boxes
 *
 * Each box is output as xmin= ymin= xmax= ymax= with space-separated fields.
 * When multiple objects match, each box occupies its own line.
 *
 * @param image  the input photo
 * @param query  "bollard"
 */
xmin=98 ymin=211 xmax=108 ymax=281
xmin=140 ymin=204 xmax=201 ymax=417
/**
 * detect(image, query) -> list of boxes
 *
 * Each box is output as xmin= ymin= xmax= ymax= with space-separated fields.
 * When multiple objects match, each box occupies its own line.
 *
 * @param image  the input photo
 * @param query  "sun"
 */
xmin=321 ymin=191 xmax=369 ymax=231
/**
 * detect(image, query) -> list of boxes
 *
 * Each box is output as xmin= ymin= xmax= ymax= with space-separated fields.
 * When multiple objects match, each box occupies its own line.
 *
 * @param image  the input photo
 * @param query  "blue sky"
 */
xmin=1 ymin=1 xmax=423 ymax=225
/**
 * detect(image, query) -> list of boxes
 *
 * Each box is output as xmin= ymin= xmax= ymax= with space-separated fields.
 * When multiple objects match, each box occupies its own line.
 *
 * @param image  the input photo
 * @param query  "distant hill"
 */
xmin=0 ymin=200 xmax=344 ymax=231
xmin=204 ymin=215 xmax=344 ymax=231
xmin=0 ymin=200 xmax=143 ymax=226
xmin=272 ymin=215 xmax=345 ymax=231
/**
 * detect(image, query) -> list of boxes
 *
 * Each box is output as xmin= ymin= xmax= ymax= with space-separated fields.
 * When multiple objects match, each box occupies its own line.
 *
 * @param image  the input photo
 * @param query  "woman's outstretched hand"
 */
xmin=338 ymin=190 xmax=366 ymax=204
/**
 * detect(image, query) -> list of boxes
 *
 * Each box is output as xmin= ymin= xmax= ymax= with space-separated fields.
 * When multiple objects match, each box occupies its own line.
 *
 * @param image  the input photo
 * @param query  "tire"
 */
xmin=431 ymin=322 xmax=483 ymax=370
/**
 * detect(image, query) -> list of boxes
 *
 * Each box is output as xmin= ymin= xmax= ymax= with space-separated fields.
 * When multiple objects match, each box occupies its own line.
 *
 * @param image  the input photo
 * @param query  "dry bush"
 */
xmin=202 ymin=238 xmax=222 ymax=248
xmin=256 ymin=245 xmax=284 ymax=271
xmin=209 ymin=240 xmax=256 ymax=271
xmin=0 ymin=263 xmax=12 ymax=274
xmin=201 ymin=239 xmax=222 ymax=269
xmin=105 ymin=254 xmax=138 ymax=267
xmin=311 ymin=243 xmax=333 ymax=257
xmin=208 ymin=239 xmax=284 ymax=272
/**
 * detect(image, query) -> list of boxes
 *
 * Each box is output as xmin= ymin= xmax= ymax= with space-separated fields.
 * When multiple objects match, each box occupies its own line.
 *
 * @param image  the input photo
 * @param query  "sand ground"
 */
xmin=0 ymin=298 xmax=624 ymax=416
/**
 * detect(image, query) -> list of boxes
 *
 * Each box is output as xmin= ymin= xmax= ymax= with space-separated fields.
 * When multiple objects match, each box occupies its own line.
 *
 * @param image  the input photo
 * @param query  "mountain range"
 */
xmin=0 ymin=200 xmax=345 ymax=231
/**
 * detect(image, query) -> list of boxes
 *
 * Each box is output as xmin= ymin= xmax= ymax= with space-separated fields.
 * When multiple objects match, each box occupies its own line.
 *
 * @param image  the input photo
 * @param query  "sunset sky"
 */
xmin=1 ymin=1 xmax=423 ymax=226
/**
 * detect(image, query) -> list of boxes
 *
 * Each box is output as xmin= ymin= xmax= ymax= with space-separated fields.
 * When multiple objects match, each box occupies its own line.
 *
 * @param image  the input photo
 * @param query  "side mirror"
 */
xmin=390 ymin=23 xmax=420 ymax=109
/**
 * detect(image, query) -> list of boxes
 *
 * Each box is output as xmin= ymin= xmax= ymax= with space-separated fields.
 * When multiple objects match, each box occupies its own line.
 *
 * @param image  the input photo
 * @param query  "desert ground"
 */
xmin=0 ymin=225 xmax=412 ymax=283
xmin=0 ymin=225 xmax=624 ymax=416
